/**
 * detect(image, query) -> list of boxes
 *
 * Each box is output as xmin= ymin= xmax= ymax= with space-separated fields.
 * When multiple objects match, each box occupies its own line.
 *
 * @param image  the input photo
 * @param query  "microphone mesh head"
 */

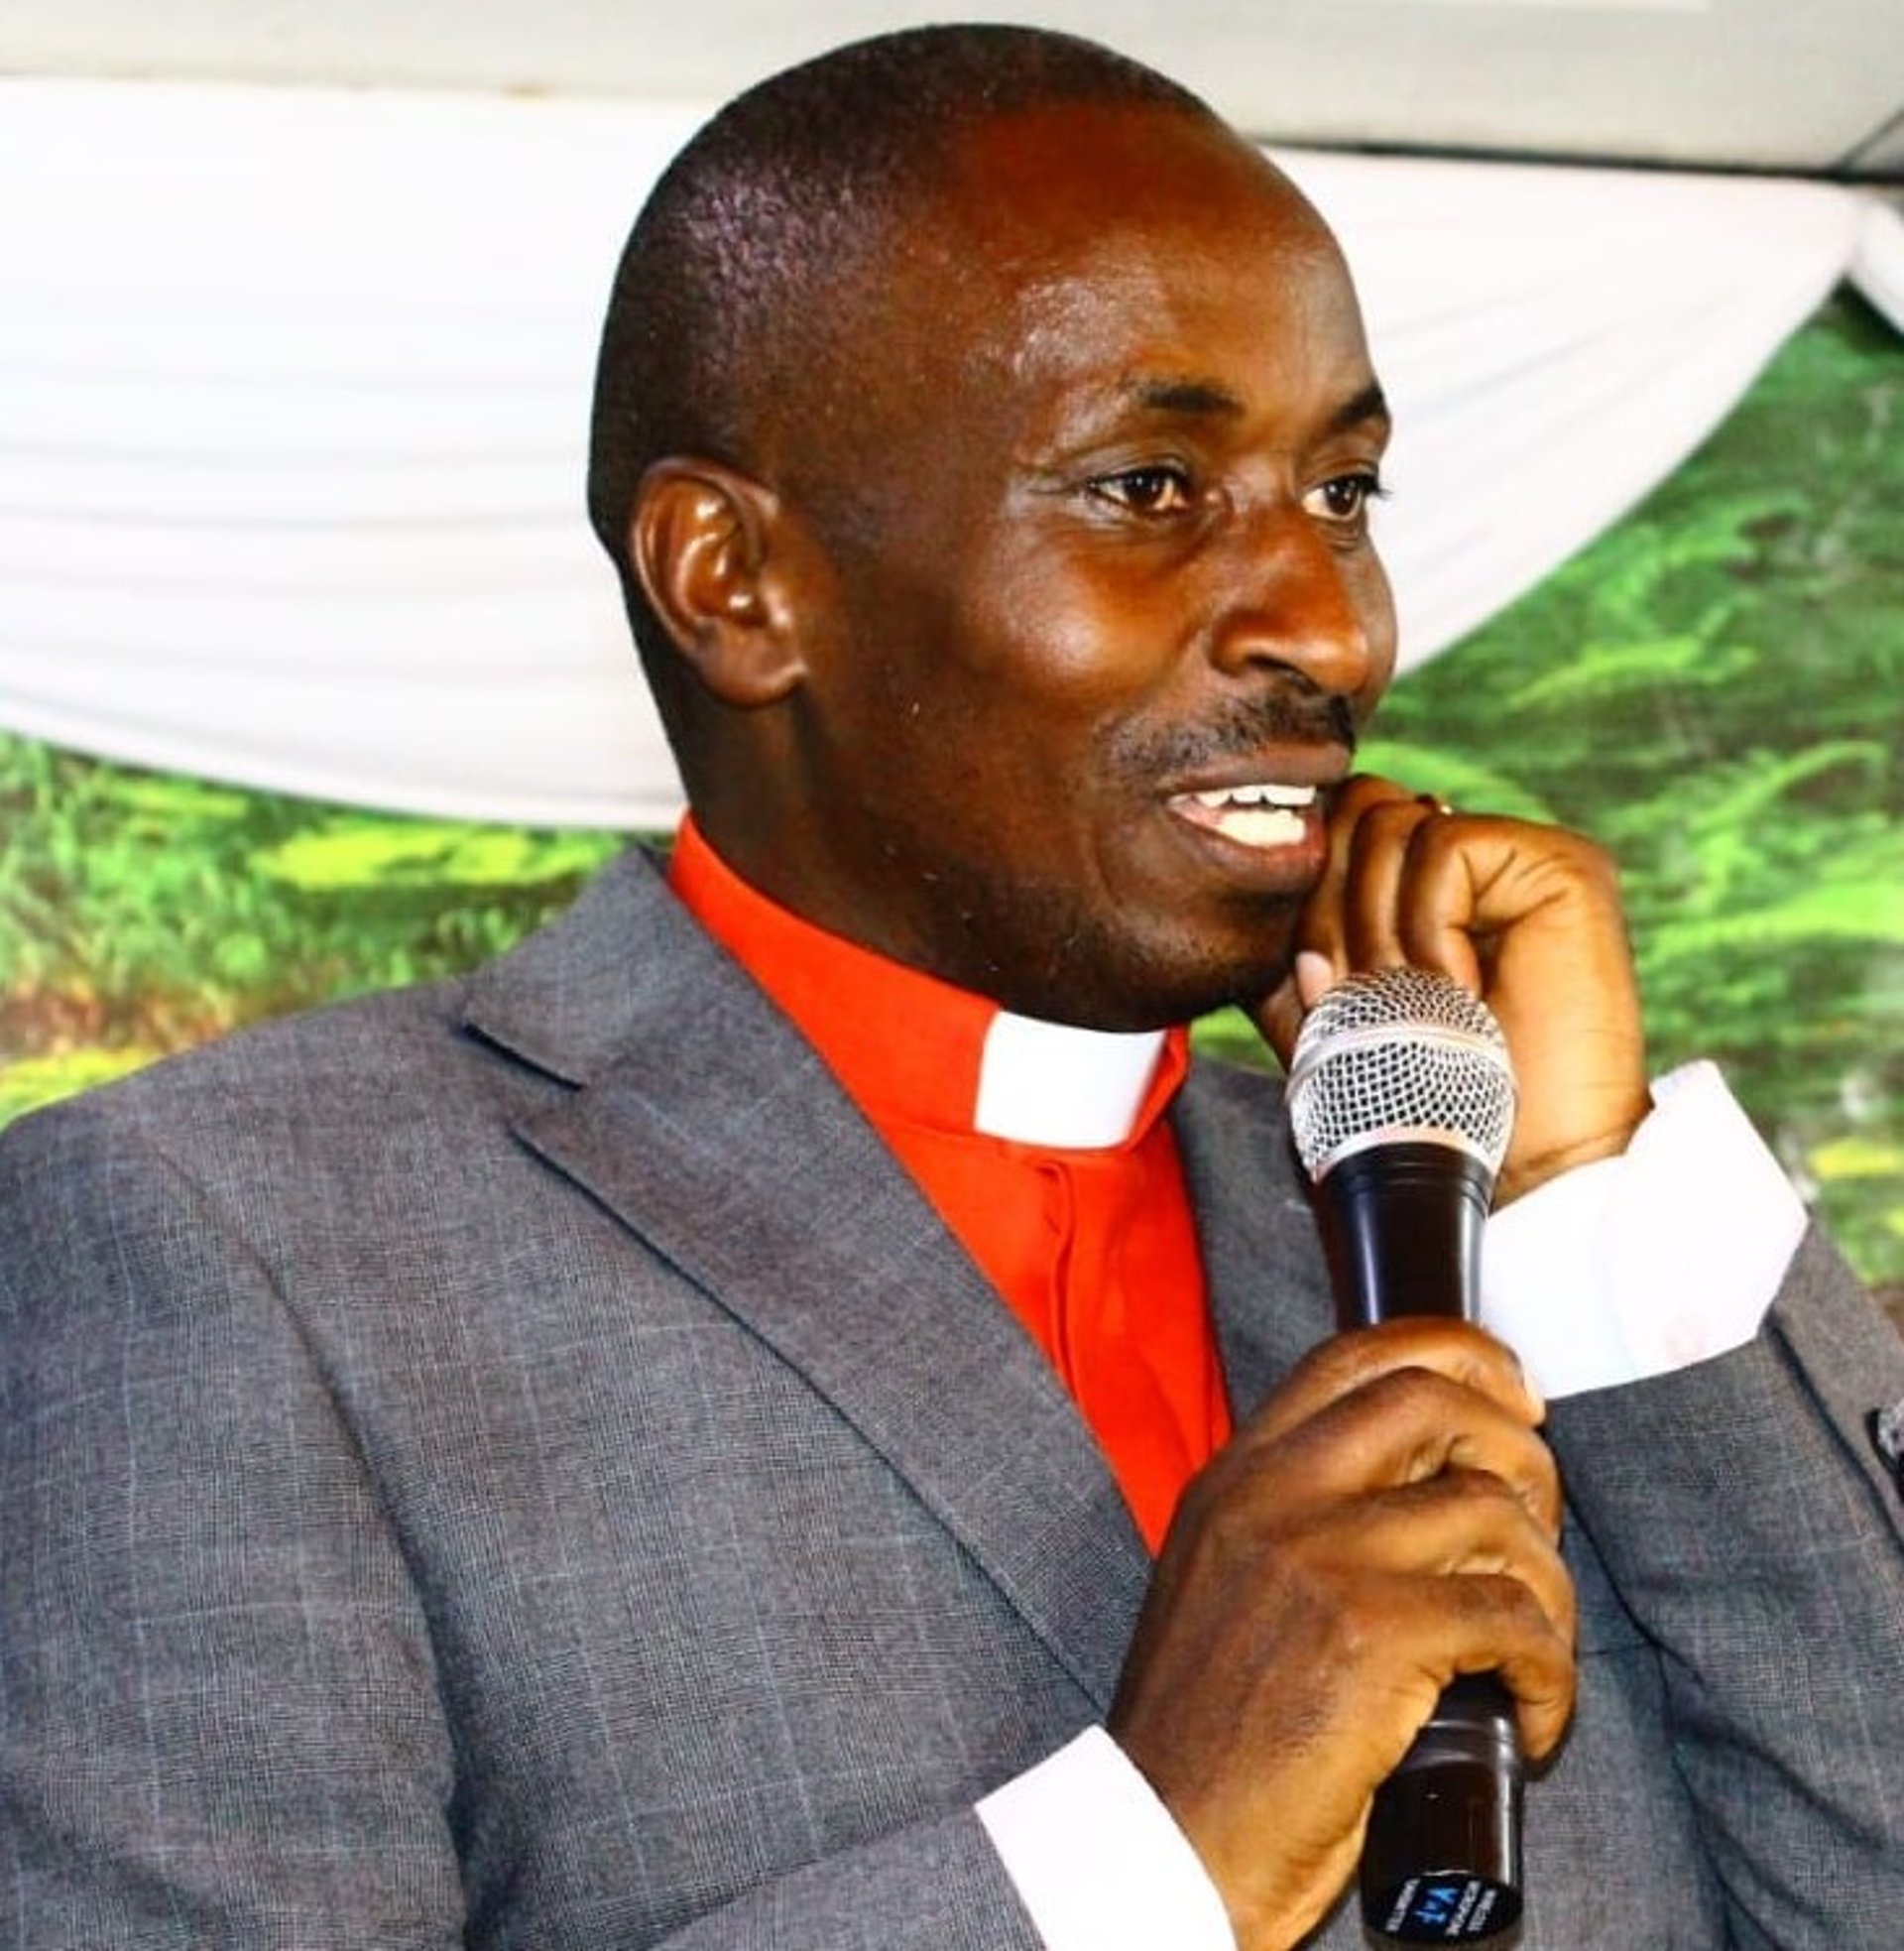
xmin=1286 ymin=967 xmax=1516 ymax=1181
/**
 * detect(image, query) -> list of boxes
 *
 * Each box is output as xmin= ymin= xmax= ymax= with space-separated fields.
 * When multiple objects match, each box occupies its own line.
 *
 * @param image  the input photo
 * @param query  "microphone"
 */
xmin=1286 ymin=967 xmax=1523 ymax=1944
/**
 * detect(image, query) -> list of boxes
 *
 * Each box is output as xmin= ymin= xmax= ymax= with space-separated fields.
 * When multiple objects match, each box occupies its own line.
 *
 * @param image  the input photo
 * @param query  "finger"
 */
xmin=1390 ymin=814 xmax=1613 ymax=989
xmin=1372 ymin=816 xmax=1651 ymax=1196
xmin=1464 ymin=1578 xmax=1579 ymax=1764
xmin=1338 ymin=796 xmax=1466 ymax=977
xmin=1252 ymin=1366 xmax=1565 ymax=1539
xmin=1295 ymin=773 xmax=1419 ymax=980
xmin=1246 ymin=1317 xmax=1544 ymax=1448
xmin=1210 ymin=1326 xmax=1562 ymax=1563
xmin=1250 ymin=1537 xmax=1578 ymax=1770
xmin=1346 ymin=1468 xmax=1575 ymax=1606
xmin=1254 ymin=968 xmax=1306 ymax=1069
xmin=1388 ymin=1565 xmax=1580 ymax=1764
xmin=1253 ymin=774 xmax=1424 ymax=1067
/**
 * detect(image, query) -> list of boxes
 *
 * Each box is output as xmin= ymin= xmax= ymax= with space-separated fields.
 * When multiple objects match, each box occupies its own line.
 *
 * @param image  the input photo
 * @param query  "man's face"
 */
xmin=760 ymin=101 xmax=1397 ymax=1030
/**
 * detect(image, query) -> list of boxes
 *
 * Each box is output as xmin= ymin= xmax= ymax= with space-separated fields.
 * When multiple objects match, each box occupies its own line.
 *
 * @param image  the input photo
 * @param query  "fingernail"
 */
xmin=1295 ymin=951 xmax=1336 ymax=1008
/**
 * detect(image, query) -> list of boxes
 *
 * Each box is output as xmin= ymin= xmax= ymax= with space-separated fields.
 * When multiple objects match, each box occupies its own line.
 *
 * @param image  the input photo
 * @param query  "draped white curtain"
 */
xmin=1 ymin=78 xmax=1897 ymax=829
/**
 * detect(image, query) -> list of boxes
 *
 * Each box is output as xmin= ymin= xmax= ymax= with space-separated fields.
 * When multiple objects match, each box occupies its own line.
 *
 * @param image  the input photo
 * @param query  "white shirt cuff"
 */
xmin=975 ymin=1727 xmax=1236 ymax=1951
xmin=1480 ymin=1060 xmax=1806 ymax=1401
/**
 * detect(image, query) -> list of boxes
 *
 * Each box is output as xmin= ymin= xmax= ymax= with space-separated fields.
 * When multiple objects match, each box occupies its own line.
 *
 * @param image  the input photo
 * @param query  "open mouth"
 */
xmin=1166 ymin=782 xmax=1318 ymax=850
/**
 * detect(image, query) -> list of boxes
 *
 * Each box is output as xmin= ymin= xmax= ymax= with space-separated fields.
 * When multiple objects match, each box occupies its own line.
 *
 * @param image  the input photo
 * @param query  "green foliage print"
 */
xmin=1326 ymin=294 xmax=1904 ymax=1287
xmin=1 ymin=294 xmax=1899 ymax=1289
xmin=0 ymin=736 xmax=621 ymax=1118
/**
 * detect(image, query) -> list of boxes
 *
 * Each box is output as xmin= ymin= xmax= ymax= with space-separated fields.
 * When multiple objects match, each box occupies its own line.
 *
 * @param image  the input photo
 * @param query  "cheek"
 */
xmin=820 ymin=521 xmax=1187 ymax=811
xmin=965 ymin=549 xmax=1190 ymax=726
xmin=1350 ymin=554 xmax=1399 ymax=719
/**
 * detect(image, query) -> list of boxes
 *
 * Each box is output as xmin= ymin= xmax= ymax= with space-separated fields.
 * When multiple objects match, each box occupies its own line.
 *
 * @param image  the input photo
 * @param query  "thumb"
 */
xmin=1254 ymin=951 xmax=1339 ymax=1068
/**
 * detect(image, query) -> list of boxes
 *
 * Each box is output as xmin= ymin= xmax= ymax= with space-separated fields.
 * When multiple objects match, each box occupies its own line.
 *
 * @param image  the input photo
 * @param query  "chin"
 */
xmin=1024 ymin=931 xmax=1295 ymax=1035
xmin=908 ymin=862 xmax=1296 ymax=1030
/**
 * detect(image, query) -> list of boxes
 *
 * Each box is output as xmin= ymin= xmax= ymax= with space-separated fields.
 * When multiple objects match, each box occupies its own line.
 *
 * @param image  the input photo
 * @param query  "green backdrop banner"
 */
xmin=3 ymin=296 xmax=1900 ymax=1309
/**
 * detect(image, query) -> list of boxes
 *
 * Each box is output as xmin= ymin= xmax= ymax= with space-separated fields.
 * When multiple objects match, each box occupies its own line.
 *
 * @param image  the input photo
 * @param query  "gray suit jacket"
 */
xmin=4 ymin=849 xmax=1903 ymax=1949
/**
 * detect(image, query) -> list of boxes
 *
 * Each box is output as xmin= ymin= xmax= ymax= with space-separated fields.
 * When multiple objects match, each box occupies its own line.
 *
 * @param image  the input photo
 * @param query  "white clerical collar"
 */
xmin=972 ymin=1012 xmax=1169 ymax=1150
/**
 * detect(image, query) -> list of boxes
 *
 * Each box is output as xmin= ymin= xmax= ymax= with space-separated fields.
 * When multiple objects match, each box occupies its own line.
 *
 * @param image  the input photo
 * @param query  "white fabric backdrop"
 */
xmin=1 ymin=78 xmax=1897 ymax=828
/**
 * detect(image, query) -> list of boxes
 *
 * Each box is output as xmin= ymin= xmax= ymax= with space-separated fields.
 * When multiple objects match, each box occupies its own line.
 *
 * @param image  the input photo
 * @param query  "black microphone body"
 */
xmin=1287 ymin=971 xmax=1524 ymax=1944
xmin=1316 ymin=1141 xmax=1491 ymax=1329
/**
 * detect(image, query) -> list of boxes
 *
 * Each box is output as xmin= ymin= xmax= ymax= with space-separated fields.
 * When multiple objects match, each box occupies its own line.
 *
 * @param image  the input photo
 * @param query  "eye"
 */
xmin=1087 ymin=463 xmax=1198 ymax=518
xmin=1303 ymin=469 xmax=1387 ymax=529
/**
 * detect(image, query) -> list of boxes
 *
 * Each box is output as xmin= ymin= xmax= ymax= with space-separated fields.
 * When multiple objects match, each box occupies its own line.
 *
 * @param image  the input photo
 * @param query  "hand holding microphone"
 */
xmin=1248 ymin=776 xmax=1653 ymax=1938
xmin=1256 ymin=776 xmax=1651 ymax=1205
xmin=1112 ymin=953 xmax=1569 ymax=1951
xmin=1112 ymin=781 xmax=1642 ymax=1949
xmin=1255 ymin=778 xmax=1652 ymax=1939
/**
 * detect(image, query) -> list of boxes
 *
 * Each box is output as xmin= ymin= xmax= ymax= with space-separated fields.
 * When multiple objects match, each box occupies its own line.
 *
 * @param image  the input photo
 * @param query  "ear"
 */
xmin=628 ymin=457 xmax=811 ymax=709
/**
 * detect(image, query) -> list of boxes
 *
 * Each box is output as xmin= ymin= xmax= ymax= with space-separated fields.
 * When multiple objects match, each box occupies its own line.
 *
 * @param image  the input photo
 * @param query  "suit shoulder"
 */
xmin=0 ymin=967 xmax=544 ymax=1256
xmin=7 ymin=970 xmax=464 ymax=1131
xmin=0 ymin=844 xmax=680 ymax=1174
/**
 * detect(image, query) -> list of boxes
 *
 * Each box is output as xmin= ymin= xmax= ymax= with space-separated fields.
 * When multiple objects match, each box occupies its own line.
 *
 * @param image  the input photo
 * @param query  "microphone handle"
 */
xmin=1317 ymin=1141 xmax=1489 ymax=1329
xmin=1316 ymin=1144 xmax=1525 ymax=1944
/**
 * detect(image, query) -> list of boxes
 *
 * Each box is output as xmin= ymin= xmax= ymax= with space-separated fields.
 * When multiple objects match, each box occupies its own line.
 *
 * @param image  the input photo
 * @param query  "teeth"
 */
xmin=1191 ymin=784 xmax=1317 ymax=810
xmin=1218 ymin=806 xmax=1306 ymax=848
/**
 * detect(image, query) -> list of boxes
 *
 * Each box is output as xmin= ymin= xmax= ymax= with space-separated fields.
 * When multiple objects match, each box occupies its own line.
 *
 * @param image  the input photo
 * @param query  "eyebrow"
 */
xmin=1325 ymin=380 xmax=1392 ymax=435
xmin=1128 ymin=377 xmax=1246 ymax=419
xmin=1126 ymin=375 xmax=1391 ymax=435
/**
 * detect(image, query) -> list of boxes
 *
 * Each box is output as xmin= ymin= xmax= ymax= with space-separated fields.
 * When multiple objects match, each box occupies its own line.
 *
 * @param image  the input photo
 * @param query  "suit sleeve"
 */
xmin=0 ymin=1100 xmax=1055 ymax=1951
xmin=1546 ymin=1225 xmax=1904 ymax=1951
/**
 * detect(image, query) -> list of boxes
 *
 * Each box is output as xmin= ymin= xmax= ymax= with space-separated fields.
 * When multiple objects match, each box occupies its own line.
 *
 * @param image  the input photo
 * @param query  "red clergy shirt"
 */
xmin=667 ymin=816 xmax=1233 ymax=1550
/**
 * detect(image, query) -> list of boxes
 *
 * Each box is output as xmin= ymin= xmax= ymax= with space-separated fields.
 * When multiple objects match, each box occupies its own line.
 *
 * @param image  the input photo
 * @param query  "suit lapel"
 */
xmin=465 ymin=851 xmax=1151 ymax=1713
xmin=1173 ymin=1062 xmax=1339 ymax=1421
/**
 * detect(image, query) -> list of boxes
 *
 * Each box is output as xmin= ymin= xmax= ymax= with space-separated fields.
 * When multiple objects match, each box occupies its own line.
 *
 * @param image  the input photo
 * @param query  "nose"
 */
xmin=1209 ymin=510 xmax=1393 ymax=708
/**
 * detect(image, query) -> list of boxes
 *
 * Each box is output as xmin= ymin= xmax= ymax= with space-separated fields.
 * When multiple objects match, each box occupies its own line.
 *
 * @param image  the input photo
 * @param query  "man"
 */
xmin=3 ymin=24 xmax=1901 ymax=1951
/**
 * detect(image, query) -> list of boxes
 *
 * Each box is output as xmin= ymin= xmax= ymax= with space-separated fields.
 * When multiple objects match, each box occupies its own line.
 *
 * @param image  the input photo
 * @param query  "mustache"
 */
xmin=1105 ymin=687 xmax=1358 ymax=779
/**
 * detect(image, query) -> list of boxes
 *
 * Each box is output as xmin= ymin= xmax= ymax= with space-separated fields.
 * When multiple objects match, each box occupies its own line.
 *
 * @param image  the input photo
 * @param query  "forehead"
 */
xmin=760 ymin=100 xmax=1380 ymax=533
xmin=944 ymin=99 xmax=1334 ymax=258
xmin=891 ymin=102 xmax=1372 ymax=432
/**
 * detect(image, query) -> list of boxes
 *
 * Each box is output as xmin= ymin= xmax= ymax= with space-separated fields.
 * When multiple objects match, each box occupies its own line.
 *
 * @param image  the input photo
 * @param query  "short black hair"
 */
xmin=584 ymin=23 xmax=1214 ymax=669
